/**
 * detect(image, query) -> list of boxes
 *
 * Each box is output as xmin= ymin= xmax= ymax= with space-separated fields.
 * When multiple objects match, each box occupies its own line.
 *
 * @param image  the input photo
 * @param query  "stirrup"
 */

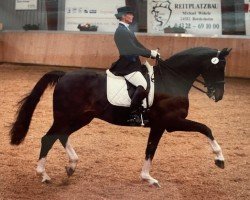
xmin=127 ymin=113 xmax=142 ymax=126
xmin=127 ymin=108 xmax=150 ymax=127
xmin=141 ymin=109 xmax=150 ymax=127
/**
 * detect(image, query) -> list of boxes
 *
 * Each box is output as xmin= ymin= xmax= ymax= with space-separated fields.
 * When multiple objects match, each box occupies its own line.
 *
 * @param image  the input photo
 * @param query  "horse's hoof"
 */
xmin=40 ymin=174 xmax=51 ymax=183
xmin=151 ymin=182 xmax=161 ymax=188
xmin=42 ymin=178 xmax=51 ymax=184
xmin=65 ymin=166 xmax=75 ymax=177
xmin=141 ymin=174 xmax=161 ymax=188
xmin=215 ymin=160 xmax=225 ymax=169
xmin=36 ymin=171 xmax=51 ymax=183
xmin=143 ymin=178 xmax=161 ymax=188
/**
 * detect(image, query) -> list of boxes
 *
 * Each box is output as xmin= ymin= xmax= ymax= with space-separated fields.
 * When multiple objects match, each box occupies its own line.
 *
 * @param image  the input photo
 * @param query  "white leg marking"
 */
xmin=140 ymin=159 xmax=160 ymax=187
xmin=36 ymin=157 xmax=51 ymax=182
xmin=36 ymin=158 xmax=46 ymax=174
xmin=65 ymin=140 xmax=78 ymax=170
xmin=208 ymin=139 xmax=225 ymax=161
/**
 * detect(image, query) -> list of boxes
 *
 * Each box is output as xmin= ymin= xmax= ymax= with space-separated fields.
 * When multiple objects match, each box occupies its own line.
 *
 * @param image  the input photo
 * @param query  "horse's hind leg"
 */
xmin=36 ymin=121 xmax=73 ymax=183
xmin=59 ymin=137 xmax=79 ymax=177
xmin=59 ymin=114 xmax=94 ymax=177
xmin=36 ymin=124 xmax=64 ymax=182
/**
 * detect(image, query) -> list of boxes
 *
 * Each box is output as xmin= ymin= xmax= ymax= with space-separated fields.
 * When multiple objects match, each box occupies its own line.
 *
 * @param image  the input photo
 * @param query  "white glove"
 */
xmin=151 ymin=50 xmax=160 ymax=58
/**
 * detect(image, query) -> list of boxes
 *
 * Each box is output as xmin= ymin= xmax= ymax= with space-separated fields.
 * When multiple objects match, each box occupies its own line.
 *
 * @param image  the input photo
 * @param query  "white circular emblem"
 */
xmin=211 ymin=57 xmax=219 ymax=64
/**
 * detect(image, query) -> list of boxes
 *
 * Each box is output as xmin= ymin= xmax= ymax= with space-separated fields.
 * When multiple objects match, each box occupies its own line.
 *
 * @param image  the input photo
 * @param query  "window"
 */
xmin=0 ymin=0 xmax=249 ymax=35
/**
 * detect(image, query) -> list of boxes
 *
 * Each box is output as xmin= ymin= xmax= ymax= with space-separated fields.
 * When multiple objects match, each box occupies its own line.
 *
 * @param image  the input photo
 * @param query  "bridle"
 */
xmin=198 ymin=50 xmax=226 ymax=97
xmin=155 ymin=50 xmax=225 ymax=95
xmin=193 ymin=78 xmax=225 ymax=96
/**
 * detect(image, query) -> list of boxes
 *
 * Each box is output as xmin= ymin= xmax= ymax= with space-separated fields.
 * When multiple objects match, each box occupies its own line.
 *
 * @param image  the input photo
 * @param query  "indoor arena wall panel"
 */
xmin=0 ymin=34 xmax=3 ymax=62
xmin=1 ymin=31 xmax=250 ymax=78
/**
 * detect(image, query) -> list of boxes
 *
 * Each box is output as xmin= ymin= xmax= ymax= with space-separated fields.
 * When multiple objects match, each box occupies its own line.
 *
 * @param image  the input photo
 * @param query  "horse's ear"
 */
xmin=219 ymin=48 xmax=232 ymax=58
xmin=227 ymin=48 xmax=232 ymax=54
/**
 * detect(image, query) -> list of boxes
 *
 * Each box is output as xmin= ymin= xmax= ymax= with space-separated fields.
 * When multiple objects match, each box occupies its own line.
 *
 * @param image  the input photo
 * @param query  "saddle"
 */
xmin=106 ymin=61 xmax=155 ymax=109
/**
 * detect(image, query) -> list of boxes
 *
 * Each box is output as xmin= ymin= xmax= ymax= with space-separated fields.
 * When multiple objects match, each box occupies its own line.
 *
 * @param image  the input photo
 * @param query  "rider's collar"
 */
xmin=119 ymin=21 xmax=129 ymax=30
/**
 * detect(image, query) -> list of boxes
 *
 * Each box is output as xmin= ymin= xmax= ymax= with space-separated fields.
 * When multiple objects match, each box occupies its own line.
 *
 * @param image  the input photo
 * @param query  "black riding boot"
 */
xmin=127 ymin=86 xmax=149 ymax=126
xmin=130 ymin=86 xmax=147 ymax=112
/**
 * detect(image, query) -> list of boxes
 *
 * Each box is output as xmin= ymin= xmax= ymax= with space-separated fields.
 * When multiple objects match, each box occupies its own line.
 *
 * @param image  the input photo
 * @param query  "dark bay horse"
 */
xmin=10 ymin=47 xmax=231 ymax=186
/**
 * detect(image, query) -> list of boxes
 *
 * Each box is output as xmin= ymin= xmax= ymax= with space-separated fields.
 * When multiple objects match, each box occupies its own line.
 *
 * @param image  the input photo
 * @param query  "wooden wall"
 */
xmin=0 ymin=33 xmax=3 ymax=62
xmin=2 ymin=31 xmax=117 ymax=67
xmin=1 ymin=31 xmax=250 ymax=78
xmin=138 ymin=35 xmax=250 ymax=78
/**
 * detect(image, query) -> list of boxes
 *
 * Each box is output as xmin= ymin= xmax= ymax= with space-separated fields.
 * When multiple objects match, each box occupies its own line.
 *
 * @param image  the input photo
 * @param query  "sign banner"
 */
xmin=245 ymin=0 xmax=250 ymax=35
xmin=15 ymin=0 xmax=37 ymax=10
xmin=147 ymin=0 xmax=222 ymax=35
xmin=65 ymin=0 xmax=125 ymax=32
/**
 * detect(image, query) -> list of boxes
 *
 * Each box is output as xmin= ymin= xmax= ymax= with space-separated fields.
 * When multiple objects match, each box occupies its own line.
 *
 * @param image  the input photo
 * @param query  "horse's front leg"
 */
xmin=208 ymin=139 xmax=225 ymax=168
xmin=141 ymin=127 xmax=164 ymax=187
xmin=167 ymin=118 xmax=225 ymax=169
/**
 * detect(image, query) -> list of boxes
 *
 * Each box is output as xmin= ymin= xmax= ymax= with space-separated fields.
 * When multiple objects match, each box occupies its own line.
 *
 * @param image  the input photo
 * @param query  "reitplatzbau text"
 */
xmin=174 ymin=4 xmax=218 ymax=9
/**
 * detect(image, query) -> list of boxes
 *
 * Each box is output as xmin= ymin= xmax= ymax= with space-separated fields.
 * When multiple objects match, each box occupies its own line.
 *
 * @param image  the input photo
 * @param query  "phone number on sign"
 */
xmin=174 ymin=23 xmax=220 ymax=29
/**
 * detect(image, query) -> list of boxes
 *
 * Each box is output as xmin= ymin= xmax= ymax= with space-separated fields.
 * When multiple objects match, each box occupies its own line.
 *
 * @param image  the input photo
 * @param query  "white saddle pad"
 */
xmin=106 ymin=61 xmax=155 ymax=108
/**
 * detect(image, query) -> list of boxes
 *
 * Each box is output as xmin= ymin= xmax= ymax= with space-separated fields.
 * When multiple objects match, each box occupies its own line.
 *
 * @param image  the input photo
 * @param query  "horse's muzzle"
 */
xmin=207 ymin=84 xmax=224 ymax=102
xmin=214 ymin=84 xmax=224 ymax=102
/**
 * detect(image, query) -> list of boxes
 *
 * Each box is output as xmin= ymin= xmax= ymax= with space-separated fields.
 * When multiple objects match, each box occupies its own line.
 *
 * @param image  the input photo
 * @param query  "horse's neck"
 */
xmin=154 ymin=63 xmax=200 ymax=96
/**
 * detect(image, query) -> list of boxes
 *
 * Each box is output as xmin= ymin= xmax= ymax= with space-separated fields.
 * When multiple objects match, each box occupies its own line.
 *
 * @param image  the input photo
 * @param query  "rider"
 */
xmin=110 ymin=6 xmax=159 ymax=120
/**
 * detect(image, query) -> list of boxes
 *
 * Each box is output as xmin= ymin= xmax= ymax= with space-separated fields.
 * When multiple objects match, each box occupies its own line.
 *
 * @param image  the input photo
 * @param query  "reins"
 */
xmin=192 ymin=82 xmax=207 ymax=94
xmin=193 ymin=78 xmax=207 ymax=93
xmin=155 ymin=58 xmax=208 ymax=94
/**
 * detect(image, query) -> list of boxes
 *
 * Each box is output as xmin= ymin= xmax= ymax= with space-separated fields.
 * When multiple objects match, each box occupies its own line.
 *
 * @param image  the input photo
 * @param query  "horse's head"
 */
xmin=201 ymin=48 xmax=232 ymax=102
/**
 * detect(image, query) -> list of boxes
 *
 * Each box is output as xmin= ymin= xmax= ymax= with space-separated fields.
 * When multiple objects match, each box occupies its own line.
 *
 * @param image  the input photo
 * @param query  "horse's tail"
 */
xmin=10 ymin=71 xmax=66 ymax=145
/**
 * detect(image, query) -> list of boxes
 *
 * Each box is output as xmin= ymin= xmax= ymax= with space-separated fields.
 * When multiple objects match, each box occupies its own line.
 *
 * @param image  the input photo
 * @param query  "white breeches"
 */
xmin=124 ymin=71 xmax=147 ymax=90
